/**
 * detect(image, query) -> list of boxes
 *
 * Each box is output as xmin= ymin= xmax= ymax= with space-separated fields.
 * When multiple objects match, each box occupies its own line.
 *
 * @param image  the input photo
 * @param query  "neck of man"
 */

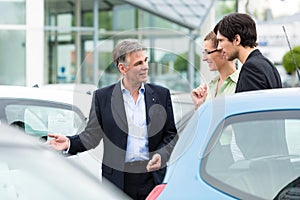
xmin=122 ymin=78 xmax=142 ymax=100
xmin=239 ymin=47 xmax=256 ymax=64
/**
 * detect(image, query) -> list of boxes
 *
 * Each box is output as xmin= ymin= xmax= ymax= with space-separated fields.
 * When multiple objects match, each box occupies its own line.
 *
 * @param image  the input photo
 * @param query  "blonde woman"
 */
xmin=191 ymin=31 xmax=239 ymax=110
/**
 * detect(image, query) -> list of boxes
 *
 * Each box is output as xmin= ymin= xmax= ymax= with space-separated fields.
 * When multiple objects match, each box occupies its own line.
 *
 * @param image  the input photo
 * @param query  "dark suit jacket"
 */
xmin=235 ymin=49 xmax=282 ymax=92
xmin=68 ymin=81 xmax=178 ymax=190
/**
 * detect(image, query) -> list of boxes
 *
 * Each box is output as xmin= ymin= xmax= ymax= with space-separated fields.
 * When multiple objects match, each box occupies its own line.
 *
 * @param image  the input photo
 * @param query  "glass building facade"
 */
xmin=0 ymin=0 xmax=217 ymax=91
xmin=0 ymin=0 xmax=26 ymax=85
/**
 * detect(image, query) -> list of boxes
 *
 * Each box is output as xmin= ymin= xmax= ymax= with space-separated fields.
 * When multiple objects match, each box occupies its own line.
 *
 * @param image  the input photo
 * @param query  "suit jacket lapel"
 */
xmin=145 ymin=84 xmax=168 ymax=150
xmin=145 ymin=84 xmax=164 ymax=139
xmin=144 ymin=84 xmax=156 ymax=124
xmin=111 ymin=81 xmax=128 ymax=134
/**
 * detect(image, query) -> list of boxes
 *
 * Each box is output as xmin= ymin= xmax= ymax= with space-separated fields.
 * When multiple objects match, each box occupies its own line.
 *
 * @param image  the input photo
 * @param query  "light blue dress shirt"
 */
xmin=121 ymin=81 xmax=149 ymax=162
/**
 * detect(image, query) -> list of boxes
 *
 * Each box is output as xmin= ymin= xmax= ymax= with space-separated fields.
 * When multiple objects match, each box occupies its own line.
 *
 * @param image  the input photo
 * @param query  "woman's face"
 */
xmin=202 ymin=40 xmax=224 ymax=71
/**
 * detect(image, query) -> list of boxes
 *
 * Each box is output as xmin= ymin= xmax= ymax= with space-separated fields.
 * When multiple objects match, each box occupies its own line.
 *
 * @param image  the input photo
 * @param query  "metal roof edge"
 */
xmin=120 ymin=0 xmax=196 ymax=30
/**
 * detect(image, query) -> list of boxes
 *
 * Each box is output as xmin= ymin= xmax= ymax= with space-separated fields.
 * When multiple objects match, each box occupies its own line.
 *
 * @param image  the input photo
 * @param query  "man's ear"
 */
xmin=234 ymin=34 xmax=241 ymax=46
xmin=118 ymin=63 xmax=127 ymax=74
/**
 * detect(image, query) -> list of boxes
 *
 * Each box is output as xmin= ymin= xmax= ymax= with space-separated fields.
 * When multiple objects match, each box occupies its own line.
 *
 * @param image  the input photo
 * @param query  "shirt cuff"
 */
xmin=62 ymin=137 xmax=70 ymax=154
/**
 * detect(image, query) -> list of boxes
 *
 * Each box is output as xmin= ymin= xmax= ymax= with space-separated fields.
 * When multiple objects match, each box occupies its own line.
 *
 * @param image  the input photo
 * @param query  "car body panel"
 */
xmin=0 ymin=124 xmax=131 ymax=200
xmin=155 ymin=88 xmax=300 ymax=200
xmin=170 ymin=91 xmax=194 ymax=133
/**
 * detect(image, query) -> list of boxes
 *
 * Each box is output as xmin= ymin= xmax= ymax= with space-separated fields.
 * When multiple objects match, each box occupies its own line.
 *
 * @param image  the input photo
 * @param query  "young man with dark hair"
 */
xmin=215 ymin=13 xmax=282 ymax=92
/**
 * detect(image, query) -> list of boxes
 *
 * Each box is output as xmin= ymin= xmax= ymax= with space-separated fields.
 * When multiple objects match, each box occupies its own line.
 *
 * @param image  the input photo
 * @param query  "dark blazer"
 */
xmin=235 ymin=49 xmax=282 ymax=93
xmin=68 ymin=81 xmax=178 ymax=190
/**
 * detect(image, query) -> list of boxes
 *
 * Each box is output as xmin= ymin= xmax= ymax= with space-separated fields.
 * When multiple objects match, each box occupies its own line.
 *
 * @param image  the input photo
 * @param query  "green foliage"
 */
xmin=282 ymin=46 xmax=300 ymax=74
xmin=215 ymin=0 xmax=236 ymax=21
xmin=82 ymin=11 xmax=112 ymax=30
xmin=174 ymin=52 xmax=200 ymax=72
xmin=99 ymin=52 xmax=117 ymax=73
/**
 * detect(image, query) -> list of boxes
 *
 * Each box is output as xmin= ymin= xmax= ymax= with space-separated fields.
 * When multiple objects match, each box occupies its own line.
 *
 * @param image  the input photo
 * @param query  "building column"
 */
xmin=188 ymin=30 xmax=195 ymax=88
xmin=93 ymin=0 xmax=99 ymax=85
xmin=26 ymin=0 xmax=44 ymax=86
xmin=75 ymin=0 xmax=82 ymax=83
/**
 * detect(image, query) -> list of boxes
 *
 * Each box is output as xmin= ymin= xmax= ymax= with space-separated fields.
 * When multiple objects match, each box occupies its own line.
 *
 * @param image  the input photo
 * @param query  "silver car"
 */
xmin=0 ymin=124 xmax=131 ymax=199
xmin=0 ymin=85 xmax=101 ymax=177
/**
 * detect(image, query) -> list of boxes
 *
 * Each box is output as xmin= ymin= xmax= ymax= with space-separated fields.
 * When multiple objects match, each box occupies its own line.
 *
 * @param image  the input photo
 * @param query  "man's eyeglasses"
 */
xmin=202 ymin=49 xmax=219 ymax=55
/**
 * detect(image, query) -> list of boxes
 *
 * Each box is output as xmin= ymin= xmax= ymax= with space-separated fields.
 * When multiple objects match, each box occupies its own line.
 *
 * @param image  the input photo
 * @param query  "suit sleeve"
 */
xmin=68 ymin=91 xmax=104 ymax=154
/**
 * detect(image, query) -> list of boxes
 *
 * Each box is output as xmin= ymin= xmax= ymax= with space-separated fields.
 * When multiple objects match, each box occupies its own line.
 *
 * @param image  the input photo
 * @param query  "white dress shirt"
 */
xmin=121 ymin=82 xmax=149 ymax=162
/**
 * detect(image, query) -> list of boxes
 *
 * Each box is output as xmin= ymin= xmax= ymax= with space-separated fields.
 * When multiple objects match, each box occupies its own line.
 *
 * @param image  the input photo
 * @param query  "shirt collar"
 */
xmin=210 ymin=69 xmax=239 ymax=84
xmin=121 ymin=79 xmax=145 ymax=94
xmin=228 ymin=70 xmax=240 ymax=83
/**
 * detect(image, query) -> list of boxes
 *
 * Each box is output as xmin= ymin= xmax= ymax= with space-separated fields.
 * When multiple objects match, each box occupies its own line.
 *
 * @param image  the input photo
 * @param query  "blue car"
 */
xmin=147 ymin=88 xmax=300 ymax=200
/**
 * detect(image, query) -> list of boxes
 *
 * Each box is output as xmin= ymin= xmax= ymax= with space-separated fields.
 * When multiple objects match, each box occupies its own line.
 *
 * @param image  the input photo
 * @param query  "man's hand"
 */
xmin=46 ymin=133 xmax=69 ymax=151
xmin=191 ymin=84 xmax=208 ymax=110
xmin=146 ymin=153 xmax=161 ymax=172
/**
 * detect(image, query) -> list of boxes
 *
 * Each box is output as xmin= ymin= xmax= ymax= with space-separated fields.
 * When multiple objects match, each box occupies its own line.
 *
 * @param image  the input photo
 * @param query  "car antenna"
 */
xmin=282 ymin=25 xmax=300 ymax=84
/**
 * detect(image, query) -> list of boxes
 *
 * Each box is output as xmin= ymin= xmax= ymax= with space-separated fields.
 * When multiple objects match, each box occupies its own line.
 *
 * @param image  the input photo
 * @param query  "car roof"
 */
xmin=0 ymin=85 xmax=92 ymax=117
xmin=202 ymin=88 xmax=300 ymax=117
xmin=41 ymin=83 xmax=97 ymax=95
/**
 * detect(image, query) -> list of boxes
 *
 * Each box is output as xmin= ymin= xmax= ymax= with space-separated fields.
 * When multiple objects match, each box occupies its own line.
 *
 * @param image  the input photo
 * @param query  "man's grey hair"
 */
xmin=112 ymin=39 xmax=146 ymax=66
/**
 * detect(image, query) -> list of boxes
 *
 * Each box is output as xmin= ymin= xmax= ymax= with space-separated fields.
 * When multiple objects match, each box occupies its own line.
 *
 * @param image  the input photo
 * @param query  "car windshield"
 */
xmin=202 ymin=110 xmax=300 ymax=200
xmin=5 ymin=104 xmax=85 ymax=140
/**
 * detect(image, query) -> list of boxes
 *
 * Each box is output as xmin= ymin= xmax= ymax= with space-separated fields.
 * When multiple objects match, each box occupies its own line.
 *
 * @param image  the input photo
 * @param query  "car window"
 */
xmin=202 ymin=110 xmax=300 ymax=200
xmin=5 ymin=105 xmax=85 ymax=140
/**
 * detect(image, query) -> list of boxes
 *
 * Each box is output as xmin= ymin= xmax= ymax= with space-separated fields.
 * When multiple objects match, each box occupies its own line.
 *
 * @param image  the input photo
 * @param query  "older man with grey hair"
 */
xmin=48 ymin=39 xmax=178 ymax=200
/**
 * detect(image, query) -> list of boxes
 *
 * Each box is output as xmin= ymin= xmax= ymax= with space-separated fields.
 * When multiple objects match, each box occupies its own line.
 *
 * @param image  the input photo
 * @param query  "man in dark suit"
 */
xmin=47 ymin=39 xmax=178 ymax=200
xmin=214 ymin=13 xmax=282 ymax=92
xmin=214 ymin=14 xmax=286 ymax=170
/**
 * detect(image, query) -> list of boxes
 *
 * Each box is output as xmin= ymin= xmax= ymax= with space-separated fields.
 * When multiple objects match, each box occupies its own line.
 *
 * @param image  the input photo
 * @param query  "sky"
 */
xmin=239 ymin=0 xmax=300 ymax=19
xmin=267 ymin=0 xmax=300 ymax=17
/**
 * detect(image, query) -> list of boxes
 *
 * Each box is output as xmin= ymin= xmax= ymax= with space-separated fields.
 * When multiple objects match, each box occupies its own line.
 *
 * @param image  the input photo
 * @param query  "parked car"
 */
xmin=0 ymin=85 xmax=101 ymax=176
xmin=0 ymin=85 xmax=92 ymax=127
xmin=41 ymin=83 xmax=97 ymax=95
xmin=0 ymin=85 xmax=193 ymax=179
xmin=0 ymin=124 xmax=131 ymax=200
xmin=170 ymin=91 xmax=194 ymax=133
xmin=147 ymin=88 xmax=300 ymax=200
